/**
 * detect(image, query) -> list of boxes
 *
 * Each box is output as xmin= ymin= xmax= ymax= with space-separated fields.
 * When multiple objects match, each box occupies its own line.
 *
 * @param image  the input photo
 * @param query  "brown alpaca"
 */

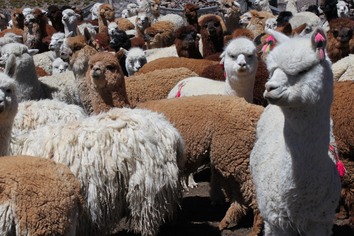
xmin=78 ymin=52 xmax=129 ymax=114
xmin=184 ymin=3 xmax=200 ymax=32
xmin=198 ymin=14 xmax=226 ymax=58
xmin=0 ymin=8 xmax=24 ymax=38
xmin=174 ymin=25 xmax=202 ymax=59
xmin=326 ymin=18 xmax=354 ymax=63
xmin=144 ymin=21 xmax=175 ymax=49
xmin=46 ymin=5 xmax=64 ymax=32
xmin=150 ymin=0 xmax=161 ymax=21
xmin=23 ymin=8 xmax=57 ymax=53
xmin=98 ymin=3 xmax=115 ymax=34
xmin=218 ymin=0 xmax=242 ymax=34
xmin=135 ymin=10 xmax=151 ymax=38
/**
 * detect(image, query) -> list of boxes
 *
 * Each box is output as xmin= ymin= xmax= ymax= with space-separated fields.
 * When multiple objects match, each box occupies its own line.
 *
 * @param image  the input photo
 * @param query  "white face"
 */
xmin=337 ymin=2 xmax=349 ymax=16
xmin=264 ymin=36 xmax=330 ymax=107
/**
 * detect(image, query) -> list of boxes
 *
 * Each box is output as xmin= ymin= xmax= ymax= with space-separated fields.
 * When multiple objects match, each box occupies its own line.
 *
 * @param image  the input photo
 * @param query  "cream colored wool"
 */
xmin=11 ymin=107 xmax=185 ymax=236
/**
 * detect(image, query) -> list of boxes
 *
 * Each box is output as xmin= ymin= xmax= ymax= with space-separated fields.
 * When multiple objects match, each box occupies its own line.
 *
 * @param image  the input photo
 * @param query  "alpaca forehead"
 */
xmin=267 ymin=39 xmax=319 ymax=74
xmin=226 ymin=38 xmax=255 ymax=54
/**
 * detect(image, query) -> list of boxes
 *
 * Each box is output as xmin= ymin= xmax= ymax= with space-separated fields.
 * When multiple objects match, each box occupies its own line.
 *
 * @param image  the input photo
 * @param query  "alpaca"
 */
xmin=61 ymin=8 xmax=81 ymax=37
xmin=51 ymin=57 xmax=69 ymax=74
xmin=0 ymin=72 xmax=18 ymax=156
xmin=46 ymin=5 xmax=64 ymax=32
xmin=337 ymin=0 xmax=350 ymax=17
xmin=253 ymin=0 xmax=273 ymax=12
xmin=0 ymin=43 xmax=45 ymax=102
xmin=250 ymin=28 xmax=341 ymax=235
xmin=245 ymin=10 xmax=275 ymax=39
xmin=124 ymin=47 xmax=147 ymax=76
xmin=150 ymin=0 xmax=161 ymax=22
xmin=48 ymin=32 xmax=65 ymax=58
xmin=174 ymin=25 xmax=202 ymax=59
xmin=77 ymin=51 xmax=129 ymax=114
xmin=90 ymin=2 xmax=103 ymax=20
xmin=11 ymin=106 xmax=185 ymax=236
xmin=0 ymin=8 xmax=24 ymax=38
xmin=98 ymin=3 xmax=115 ymax=34
xmin=167 ymin=37 xmax=258 ymax=102
xmin=218 ymin=0 xmax=242 ymax=34
xmin=135 ymin=10 xmax=151 ymax=38
xmin=184 ymin=3 xmax=200 ymax=32
xmin=23 ymin=8 xmax=57 ymax=53
xmin=289 ymin=11 xmax=321 ymax=36
xmin=144 ymin=20 xmax=175 ymax=49
xmin=198 ymin=14 xmax=226 ymax=57
xmin=326 ymin=17 xmax=354 ymax=63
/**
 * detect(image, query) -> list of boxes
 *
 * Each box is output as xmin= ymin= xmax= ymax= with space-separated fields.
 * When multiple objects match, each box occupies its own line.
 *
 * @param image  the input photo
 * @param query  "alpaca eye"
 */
xmin=106 ymin=65 xmax=115 ymax=71
xmin=6 ymin=89 xmax=11 ymax=93
xmin=214 ymin=22 xmax=220 ymax=27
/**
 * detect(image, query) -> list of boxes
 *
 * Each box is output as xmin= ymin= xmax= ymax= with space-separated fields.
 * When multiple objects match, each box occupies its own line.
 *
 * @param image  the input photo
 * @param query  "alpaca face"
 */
xmin=99 ymin=4 xmax=115 ymax=22
xmin=218 ymin=0 xmax=241 ymax=17
xmin=125 ymin=48 xmax=147 ymax=76
xmin=49 ymin=32 xmax=65 ymax=51
xmin=265 ymin=18 xmax=277 ymax=31
xmin=239 ymin=12 xmax=252 ymax=26
xmin=201 ymin=19 xmax=223 ymax=38
xmin=52 ymin=58 xmax=69 ymax=74
xmin=223 ymin=38 xmax=257 ymax=77
xmin=176 ymin=26 xmax=199 ymax=50
xmin=264 ymin=29 xmax=330 ymax=107
xmin=0 ymin=73 xmax=18 ymax=119
xmin=62 ymin=9 xmax=79 ymax=25
xmin=336 ymin=1 xmax=349 ymax=17
xmin=11 ymin=9 xmax=24 ymax=27
xmin=90 ymin=3 xmax=103 ymax=20
xmin=136 ymin=12 xmax=150 ymax=31
xmin=88 ymin=57 xmax=120 ymax=89
xmin=330 ymin=26 xmax=353 ymax=43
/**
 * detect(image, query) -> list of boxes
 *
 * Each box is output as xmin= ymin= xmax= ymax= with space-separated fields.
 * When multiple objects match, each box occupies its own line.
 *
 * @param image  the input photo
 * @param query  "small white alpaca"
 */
xmin=337 ymin=0 xmax=350 ymax=17
xmin=51 ymin=57 xmax=69 ymax=74
xmin=124 ymin=47 xmax=147 ymax=76
xmin=62 ymin=8 xmax=81 ymax=37
xmin=250 ymin=28 xmax=341 ymax=235
xmin=48 ymin=32 xmax=65 ymax=58
xmin=265 ymin=17 xmax=277 ymax=31
xmin=90 ymin=2 xmax=103 ymax=20
xmin=0 ymin=72 xmax=18 ymax=156
xmin=167 ymin=37 xmax=258 ymax=103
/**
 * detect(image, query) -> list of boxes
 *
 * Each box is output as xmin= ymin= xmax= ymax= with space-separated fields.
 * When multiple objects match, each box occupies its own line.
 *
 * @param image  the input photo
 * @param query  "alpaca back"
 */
xmin=250 ymin=28 xmax=341 ymax=234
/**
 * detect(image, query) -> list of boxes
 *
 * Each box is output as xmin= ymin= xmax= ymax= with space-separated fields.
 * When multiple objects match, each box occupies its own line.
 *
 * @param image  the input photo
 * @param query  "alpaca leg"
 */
xmin=187 ymin=173 xmax=198 ymax=188
xmin=209 ymin=165 xmax=225 ymax=205
xmin=219 ymin=201 xmax=248 ymax=230
xmin=249 ymin=211 xmax=264 ymax=236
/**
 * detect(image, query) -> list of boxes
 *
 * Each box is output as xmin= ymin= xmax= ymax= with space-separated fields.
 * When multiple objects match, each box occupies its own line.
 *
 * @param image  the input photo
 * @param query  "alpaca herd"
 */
xmin=0 ymin=0 xmax=352 ymax=235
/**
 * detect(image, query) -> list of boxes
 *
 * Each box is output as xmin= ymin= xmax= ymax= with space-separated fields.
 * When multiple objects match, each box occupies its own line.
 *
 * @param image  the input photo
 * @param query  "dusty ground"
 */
xmin=115 ymin=169 xmax=354 ymax=236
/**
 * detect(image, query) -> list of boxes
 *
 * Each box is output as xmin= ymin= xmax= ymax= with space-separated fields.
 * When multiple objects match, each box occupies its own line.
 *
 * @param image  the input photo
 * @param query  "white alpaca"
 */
xmin=265 ymin=17 xmax=277 ymax=31
xmin=11 ymin=107 xmax=185 ymax=236
xmin=125 ymin=47 xmax=147 ymax=76
xmin=253 ymin=0 xmax=272 ymax=12
xmin=51 ymin=57 xmax=69 ymax=74
xmin=48 ymin=32 xmax=65 ymax=58
xmin=250 ymin=28 xmax=341 ymax=235
xmin=337 ymin=0 xmax=350 ymax=17
xmin=285 ymin=0 xmax=298 ymax=15
xmin=0 ymin=73 xmax=18 ymax=156
xmin=90 ymin=2 xmax=103 ymax=20
xmin=167 ymin=37 xmax=258 ymax=103
xmin=0 ymin=43 xmax=45 ymax=102
xmin=108 ymin=21 xmax=119 ymax=37
xmin=62 ymin=9 xmax=81 ymax=37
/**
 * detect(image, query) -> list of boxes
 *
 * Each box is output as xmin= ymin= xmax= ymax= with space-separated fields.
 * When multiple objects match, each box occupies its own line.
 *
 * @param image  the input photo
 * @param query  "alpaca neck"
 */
xmin=0 ymin=120 xmax=14 ymax=156
xmin=64 ymin=23 xmax=78 ymax=36
xmin=224 ymin=73 xmax=256 ymax=103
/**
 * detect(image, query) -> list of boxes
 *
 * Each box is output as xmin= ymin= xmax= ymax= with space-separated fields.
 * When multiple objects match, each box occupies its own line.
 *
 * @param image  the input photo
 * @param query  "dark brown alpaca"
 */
xmin=184 ymin=3 xmax=200 ymax=32
xmin=175 ymin=25 xmax=202 ymax=59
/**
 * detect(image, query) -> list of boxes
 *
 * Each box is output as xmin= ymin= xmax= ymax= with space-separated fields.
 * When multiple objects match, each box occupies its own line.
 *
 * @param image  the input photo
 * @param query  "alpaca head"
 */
xmin=108 ymin=22 xmax=119 ymax=37
xmin=52 ymin=57 xmax=69 ymax=74
xmin=127 ymin=3 xmax=139 ymax=16
xmin=61 ymin=9 xmax=80 ymax=26
xmin=0 ymin=72 xmax=18 ymax=123
xmin=336 ymin=0 xmax=349 ymax=17
xmin=328 ymin=18 xmax=354 ymax=44
xmin=109 ymin=29 xmax=131 ymax=51
xmin=199 ymin=15 xmax=224 ymax=39
xmin=218 ymin=0 xmax=241 ymax=18
xmin=184 ymin=3 xmax=199 ymax=23
xmin=136 ymin=11 xmax=150 ymax=31
xmin=90 ymin=3 xmax=103 ymax=20
xmin=239 ymin=12 xmax=252 ymax=26
xmin=264 ymin=28 xmax=332 ymax=107
xmin=124 ymin=47 xmax=147 ymax=76
xmin=175 ymin=25 xmax=200 ymax=56
xmin=11 ymin=8 xmax=24 ymax=28
xmin=99 ymin=3 xmax=115 ymax=22
xmin=87 ymin=52 xmax=123 ymax=90
xmin=150 ymin=0 xmax=160 ymax=17
xmin=253 ymin=0 xmax=269 ymax=10
xmin=221 ymin=37 xmax=258 ymax=78
xmin=59 ymin=35 xmax=86 ymax=62
xmin=49 ymin=32 xmax=65 ymax=51
xmin=265 ymin=18 xmax=277 ymax=31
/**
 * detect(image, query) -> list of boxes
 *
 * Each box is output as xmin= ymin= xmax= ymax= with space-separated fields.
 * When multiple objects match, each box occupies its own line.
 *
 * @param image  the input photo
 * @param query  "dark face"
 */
xmin=203 ymin=20 xmax=222 ymax=37
xmin=332 ymin=27 xmax=353 ymax=43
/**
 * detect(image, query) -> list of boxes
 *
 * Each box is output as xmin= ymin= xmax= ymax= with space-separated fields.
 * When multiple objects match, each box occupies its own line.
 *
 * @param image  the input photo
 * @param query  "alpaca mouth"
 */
xmin=264 ymin=89 xmax=285 ymax=104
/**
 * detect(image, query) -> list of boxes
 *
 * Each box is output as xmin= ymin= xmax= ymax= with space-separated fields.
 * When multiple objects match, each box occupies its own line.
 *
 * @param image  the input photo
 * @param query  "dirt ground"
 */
xmin=115 ymin=169 xmax=354 ymax=236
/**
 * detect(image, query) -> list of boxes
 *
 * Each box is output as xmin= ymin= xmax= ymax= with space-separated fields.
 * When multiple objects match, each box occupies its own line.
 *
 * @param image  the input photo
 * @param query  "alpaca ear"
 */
xmin=28 ymin=49 xmax=39 ymax=56
xmin=265 ymin=28 xmax=289 ymax=44
xmin=5 ymin=54 xmax=16 ymax=77
xmin=311 ymin=28 xmax=327 ymax=61
xmin=233 ymin=1 xmax=241 ymax=7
